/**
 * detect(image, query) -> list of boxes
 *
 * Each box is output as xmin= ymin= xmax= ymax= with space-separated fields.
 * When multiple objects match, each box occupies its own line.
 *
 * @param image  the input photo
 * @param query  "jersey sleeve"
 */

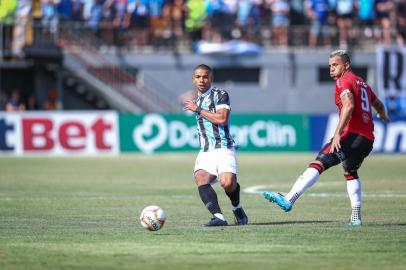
xmin=337 ymin=78 xmax=354 ymax=97
xmin=216 ymin=90 xmax=231 ymax=110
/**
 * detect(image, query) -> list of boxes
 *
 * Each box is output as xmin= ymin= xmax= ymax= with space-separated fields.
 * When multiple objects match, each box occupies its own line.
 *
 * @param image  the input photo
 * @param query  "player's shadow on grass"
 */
xmin=367 ymin=223 xmax=406 ymax=227
xmin=246 ymin=220 xmax=334 ymax=226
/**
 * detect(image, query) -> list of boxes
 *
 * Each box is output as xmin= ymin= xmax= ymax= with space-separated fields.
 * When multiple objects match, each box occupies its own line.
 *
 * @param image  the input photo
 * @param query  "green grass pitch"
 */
xmin=0 ymin=153 xmax=405 ymax=270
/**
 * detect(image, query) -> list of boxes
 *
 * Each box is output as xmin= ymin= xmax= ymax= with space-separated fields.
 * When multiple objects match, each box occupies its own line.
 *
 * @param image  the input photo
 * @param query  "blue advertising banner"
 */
xmin=310 ymin=114 xmax=406 ymax=153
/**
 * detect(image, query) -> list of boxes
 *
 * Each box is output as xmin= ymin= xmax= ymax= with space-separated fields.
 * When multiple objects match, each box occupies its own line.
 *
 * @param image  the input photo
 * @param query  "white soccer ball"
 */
xmin=139 ymin=205 xmax=166 ymax=231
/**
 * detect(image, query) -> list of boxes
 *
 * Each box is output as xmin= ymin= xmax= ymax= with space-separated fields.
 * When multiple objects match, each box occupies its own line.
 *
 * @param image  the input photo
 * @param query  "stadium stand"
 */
xmin=0 ymin=0 xmax=405 ymax=114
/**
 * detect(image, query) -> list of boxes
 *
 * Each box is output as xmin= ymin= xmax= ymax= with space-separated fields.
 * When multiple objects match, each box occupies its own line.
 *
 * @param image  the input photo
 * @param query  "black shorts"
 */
xmin=316 ymin=133 xmax=373 ymax=172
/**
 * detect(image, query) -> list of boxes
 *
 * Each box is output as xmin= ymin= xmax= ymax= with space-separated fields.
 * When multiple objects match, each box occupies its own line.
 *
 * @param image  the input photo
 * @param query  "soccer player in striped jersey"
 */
xmin=263 ymin=49 xmax=389 ymax=227
xmin=183 ymin=64 xmax=248 ymax=227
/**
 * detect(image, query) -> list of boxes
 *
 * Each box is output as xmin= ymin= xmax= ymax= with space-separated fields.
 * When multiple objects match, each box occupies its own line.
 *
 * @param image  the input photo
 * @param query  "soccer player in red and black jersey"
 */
xmin=263 ymin=49 xmax=389 ymax=226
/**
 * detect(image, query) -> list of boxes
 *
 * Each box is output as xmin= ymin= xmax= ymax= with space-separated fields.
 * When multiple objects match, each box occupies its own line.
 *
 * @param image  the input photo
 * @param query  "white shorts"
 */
xmin=193 ymin=148 xmax=238 ymax=180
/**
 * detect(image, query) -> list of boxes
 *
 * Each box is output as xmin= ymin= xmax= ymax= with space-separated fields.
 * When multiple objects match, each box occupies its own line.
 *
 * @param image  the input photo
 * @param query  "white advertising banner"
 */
xmin=0 ymin=111 xmax=119 ymax=156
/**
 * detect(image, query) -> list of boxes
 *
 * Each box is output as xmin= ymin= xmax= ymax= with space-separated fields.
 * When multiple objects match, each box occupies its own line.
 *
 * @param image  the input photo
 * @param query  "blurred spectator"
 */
xmin=328 ymin=0 xmax=337 ymax=17
xmin=125 ymin=0 xmax=150 ymax=47
xmin=6 ymin=89 xmax=25 ymax=112
xmin=58 ymin=0 xmax=73 ymax=21
xmin=221 ymin=0 xmax=238 ymax=41
xmin=106 ymin=0 xmax=128 ymax=46
xmin=269 ymin=0 xmax=290 ymax=46
xmin=336 ymin=0 xmax=355 ymax=48
xmin=162 ymin=0 xmax=185 ymax=45
xmin=235 ymin=0 xmax=263 ymax=43
xmin=71 ymin=0 xmax=85 ymax=21
xmin=396 ymin=0 xmax=406 ymax=46
xmin=289 ymin=0 xmax=307 ymax=46
xmin=11 ymin=0 xmax=31 ymax=57
xmin=149 ymin=0 xmax=167 ymax=46
xmin=0 ymin=0 xmax=17 ymax=58
xmin=166 ymin=0 xmax=185 ymax=42
xmin=249 ymin=0 xmax=264 ymax=44
xmin=27 ymin=95 xmax=39 ymax=110
xmin=42 ymin=88 xmax=57 ymax=110
xmin=356 ymin=0 xmax=375 ymax=39
xmin=88 ymin=0 xmax=104 ymax=35
xmin=83 ymin=0 xmax=96 ymax=20
xmin=209 ymin=0 xmax=237 ymax=42
xmin=105 ymin=0 xmax=128 ymax=28
xmin=185 ymin=0 xmax=208 ymax=43
xmin=375 ymin=0 xmax=395 ymax=44
xmin=0 ymin=0 xmax=17 ymax=24
xmin=204 ymin=0 xmax=215 ymax=40
xmin=33 ymin=0 xmax=42 ymax=18
xmin=1 ymin=0 xmax=405 ymax=51
xmin=290 ymin=0 xmax=306 ymax=26
xmin=208 ymin=0 xmax=221 ymax=42
xmin=41 ymin=0 xmax=60 ymax=33
xmin=236 ymin=0 xmax=253 ymax=40
xmin=306 ymin=0 xmax=331 ymax=46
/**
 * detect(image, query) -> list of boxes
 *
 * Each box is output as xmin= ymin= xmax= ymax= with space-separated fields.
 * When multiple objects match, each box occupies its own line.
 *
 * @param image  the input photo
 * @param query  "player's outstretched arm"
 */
xmin=198 ymin=108 xmax=230 ymax=125
xmin=372 ymin=98 xmax=390 ymax=122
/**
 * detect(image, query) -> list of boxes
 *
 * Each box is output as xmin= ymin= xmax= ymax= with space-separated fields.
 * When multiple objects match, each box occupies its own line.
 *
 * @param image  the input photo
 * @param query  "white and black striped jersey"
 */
xmin=195 ymin=87 xmax=236 ymax=152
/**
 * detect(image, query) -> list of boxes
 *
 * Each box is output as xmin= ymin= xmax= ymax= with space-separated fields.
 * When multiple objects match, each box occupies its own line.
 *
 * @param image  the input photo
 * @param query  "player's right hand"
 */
xmin=329 ymin=134 xmax=341 ymax=153
xmin=183 ymin=100 xmax=198 ymax=112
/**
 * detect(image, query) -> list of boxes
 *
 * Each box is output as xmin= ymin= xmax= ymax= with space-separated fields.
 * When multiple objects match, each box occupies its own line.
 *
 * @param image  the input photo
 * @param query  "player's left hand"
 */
xmin=330 ymin=134 xmax=341 ymax=153
xmin=183 ymin=100 xmax=198 ymax=112
xmin=377 ymin=113 xmax=390 ymax=123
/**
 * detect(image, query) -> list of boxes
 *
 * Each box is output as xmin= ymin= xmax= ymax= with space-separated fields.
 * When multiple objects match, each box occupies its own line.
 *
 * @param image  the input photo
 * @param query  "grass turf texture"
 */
xmin=0 ymin=153 xmax=405 ymax=270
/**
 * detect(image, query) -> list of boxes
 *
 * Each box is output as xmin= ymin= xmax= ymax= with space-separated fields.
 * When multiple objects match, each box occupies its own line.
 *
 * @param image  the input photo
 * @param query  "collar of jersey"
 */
xmin=197 ymin=86 xmax=214 ymax=101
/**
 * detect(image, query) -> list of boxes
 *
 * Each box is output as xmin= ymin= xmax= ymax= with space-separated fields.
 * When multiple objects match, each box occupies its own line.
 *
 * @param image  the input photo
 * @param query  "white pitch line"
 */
xmin=243 ymin=185 xmax=406 ymax=197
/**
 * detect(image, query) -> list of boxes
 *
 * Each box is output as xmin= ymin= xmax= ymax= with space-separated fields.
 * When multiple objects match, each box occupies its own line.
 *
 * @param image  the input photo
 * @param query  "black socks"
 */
xmin=226 ymin=182 xmax=240 ymax=207
xmin=198 ymin=184 xmax=222 ymax=215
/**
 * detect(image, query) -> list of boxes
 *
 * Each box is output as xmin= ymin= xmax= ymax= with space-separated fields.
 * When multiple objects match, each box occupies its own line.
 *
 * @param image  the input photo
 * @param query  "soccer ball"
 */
xmin=139 ymin=205 xmax=166 ymax=231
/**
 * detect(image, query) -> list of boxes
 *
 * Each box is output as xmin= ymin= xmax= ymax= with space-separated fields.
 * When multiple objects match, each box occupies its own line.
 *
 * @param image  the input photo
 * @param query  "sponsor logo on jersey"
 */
xmin=362 ymin=112 xmax=370 ymax=123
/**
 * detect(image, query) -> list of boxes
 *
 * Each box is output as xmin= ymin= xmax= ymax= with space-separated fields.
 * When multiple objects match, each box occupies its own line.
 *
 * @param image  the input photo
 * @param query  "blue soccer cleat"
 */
xmin=203 ymin=217 xmax=228 ymax=227
xmin=263 ymin=191 xmax=292 ymax=212
xmin=232 ymin=207 xmax=248 ymax=225
xmin=347 ymin=219 xmax=362 ymax=227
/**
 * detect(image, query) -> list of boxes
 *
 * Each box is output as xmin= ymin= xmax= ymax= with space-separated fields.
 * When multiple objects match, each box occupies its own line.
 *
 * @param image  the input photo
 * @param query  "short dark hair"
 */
xmin=329 ymin=49 xmax=351 ymax=64
xmin=194 ymin=64 xmax=213 ymax=76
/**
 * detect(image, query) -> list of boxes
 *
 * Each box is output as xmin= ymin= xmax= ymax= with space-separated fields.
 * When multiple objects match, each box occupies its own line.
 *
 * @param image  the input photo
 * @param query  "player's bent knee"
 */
xmin=219 ymin=173 xmax=236 ymax=191
xmin=219 ymin=176 xmax=230 ymax=187
xmin=308 ymin=161 xmax=325 ymax=174
xmin=220 ymin=181 xmax=231 ymax=190
xmin=194 ymin=170 xmax=212 ymax=186
xmin=316 ymin=153 xmax=340 ymax=171
xmin=344 ymin=171 xmax=359 ymax=180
